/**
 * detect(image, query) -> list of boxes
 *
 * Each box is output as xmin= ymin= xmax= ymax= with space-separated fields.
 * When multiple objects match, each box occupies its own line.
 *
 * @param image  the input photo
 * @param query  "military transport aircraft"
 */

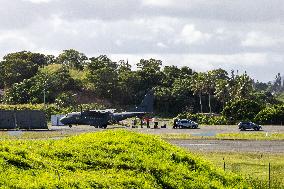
xmin=60 ymin=91 xmax=154 ymax=128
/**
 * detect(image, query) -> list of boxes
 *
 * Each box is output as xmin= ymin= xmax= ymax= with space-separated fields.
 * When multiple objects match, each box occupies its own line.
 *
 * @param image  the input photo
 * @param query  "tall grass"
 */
xmin=0 ymin=130 xmax=247 ymax=188
xmin=194 ymin=151 xmax=284 ymax=189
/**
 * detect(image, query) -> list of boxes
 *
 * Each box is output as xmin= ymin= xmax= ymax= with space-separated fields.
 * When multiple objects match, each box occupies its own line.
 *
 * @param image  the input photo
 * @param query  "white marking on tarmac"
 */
xmin=179 ymin=143 xmax=214 ymax=146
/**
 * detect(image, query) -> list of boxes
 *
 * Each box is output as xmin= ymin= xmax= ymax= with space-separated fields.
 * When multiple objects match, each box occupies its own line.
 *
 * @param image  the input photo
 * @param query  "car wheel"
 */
xmin=240 ymin=127 xmax=245 ymax=131
xmin=254 ymin=127 xmax=259 ymax=131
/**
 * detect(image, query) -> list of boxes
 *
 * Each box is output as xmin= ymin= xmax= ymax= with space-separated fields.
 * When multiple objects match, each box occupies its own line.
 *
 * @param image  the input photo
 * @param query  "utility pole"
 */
xmin=43 ymin=87 xmax=46 ymax=105
xmin=43 ymin=79 xmax=48 ymax=108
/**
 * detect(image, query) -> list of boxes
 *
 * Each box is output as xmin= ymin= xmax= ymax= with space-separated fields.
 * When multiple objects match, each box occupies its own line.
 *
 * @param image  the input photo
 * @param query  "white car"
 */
xmin=174 ymin=119 xmax=198 ymax=129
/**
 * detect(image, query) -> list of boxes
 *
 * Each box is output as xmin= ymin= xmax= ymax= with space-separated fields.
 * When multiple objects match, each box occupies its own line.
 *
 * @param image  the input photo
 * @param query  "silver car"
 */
xmin=174 ymin=119 xmax=198 ymax=129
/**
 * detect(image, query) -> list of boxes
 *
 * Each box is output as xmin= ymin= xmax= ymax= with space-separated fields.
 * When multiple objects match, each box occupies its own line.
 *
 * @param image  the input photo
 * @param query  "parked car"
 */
xmin=174 ymin=119 xmax=198 ymax=129
xmin=238 ymin=121 xmax=262 ymax=131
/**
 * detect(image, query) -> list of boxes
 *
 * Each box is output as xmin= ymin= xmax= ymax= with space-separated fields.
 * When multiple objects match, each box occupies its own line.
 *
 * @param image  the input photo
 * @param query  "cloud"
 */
xmin=141 ymin=0 xmax=284 ymax=22
xmin=0 ymin=31 xmax=36 ymax=56
xmin=157 ymin=42 xmax=168 ymax=48
xmin=142 ymin=0 xmax=175 ymax=7
xmin=109 ymin=53 xmax=283 ymax=82
xmin=178 ymin=24 xmax=211 ymax=45
xmin=0 ymin=0 xmax=283 ymax=81
xmin=22 ymin=0 xmax=53 ymax=3
xmin=241 ymin=31 xmax=281 ymax=48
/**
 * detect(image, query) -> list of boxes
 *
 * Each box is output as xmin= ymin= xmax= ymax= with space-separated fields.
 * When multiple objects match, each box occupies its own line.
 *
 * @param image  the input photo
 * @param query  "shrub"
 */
xmin=254 ymin=105 xmax=284 ymax=124
xmin=177 ymin=112 xmax=229 ymax=125
xmin=222 ymin=99 xmax=263 ymax=122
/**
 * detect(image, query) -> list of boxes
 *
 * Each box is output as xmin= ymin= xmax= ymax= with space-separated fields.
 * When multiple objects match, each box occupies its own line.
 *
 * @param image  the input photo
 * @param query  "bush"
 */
xmin=254 ymin=105 xmax=284 ymax=124
xmin=177 ymin=112 xmax=229 ymax=125
xmin=222 ymin=99 xmax=263 ymax=122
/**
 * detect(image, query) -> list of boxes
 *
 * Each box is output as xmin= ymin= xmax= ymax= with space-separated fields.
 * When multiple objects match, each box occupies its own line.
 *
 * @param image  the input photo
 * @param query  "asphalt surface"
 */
xmin=50 ymin=125 xmax=284 ymax=153
xmin=51 ymin=125 xmax=284 ymax=134
xmin=133 ymin=125 xmax=284 ymax=153
xmin=168 ymin=139 xmax=284 ymax=153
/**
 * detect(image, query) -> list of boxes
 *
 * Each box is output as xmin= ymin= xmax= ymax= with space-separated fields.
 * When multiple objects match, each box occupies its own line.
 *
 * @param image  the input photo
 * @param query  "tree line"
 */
xmin=0 ymin=49 xmax=283 ymax=123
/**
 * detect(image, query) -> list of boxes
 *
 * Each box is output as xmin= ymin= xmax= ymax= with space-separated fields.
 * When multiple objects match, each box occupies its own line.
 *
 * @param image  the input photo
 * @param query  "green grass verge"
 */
xmin=0 ymin=130 xmax=247 ymax=188
xmin=194 ymin=151 xmax=284 ymax=189
xmin=0 ymin=130 xmax=73 ymax=140
xmin=216 ymin=133 xmax=284 ymax=140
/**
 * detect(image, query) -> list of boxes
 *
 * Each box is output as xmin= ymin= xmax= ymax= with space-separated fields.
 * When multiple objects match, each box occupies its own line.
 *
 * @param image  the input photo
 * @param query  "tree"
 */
xmin=269 ymin=73 xmax=283 ymax=93
xmin=3 ymin=51 xmax=51 ymax=67
xmin=56 ymin=49 xmax=88 ymax=70
xmin=230 ymin=73 xmax=254 ymax=100
xmin=215 ymin=79 xmax=230 ymax=108
xmin=136 ymin=58 xmax=163 ymax=92
xmin=254 ymin=81 xmax=269 ymax=92
xmin=4 ymin=67 xmax=79 ymax=104
xmin=55 ymin=92 xmax=77 ymax=108
xmin=222 ymin=99 xmax=263 ymax=122
xmin=0 ymin=51 xmax=52 ymax=88
xmin=86 ymin=55 xmax=119 ymax=101
xmin=116 ymin=60 xmax=141 ymax=105
xmin=161 ymin=66 xmax=182 ymax=87
xmin=191 ymin=72 xmax=206 ymax=113
xmin=205 ymin=69 xmax=229 ymax=113
xmin=0 ymin=58 xmax=38 ymax=88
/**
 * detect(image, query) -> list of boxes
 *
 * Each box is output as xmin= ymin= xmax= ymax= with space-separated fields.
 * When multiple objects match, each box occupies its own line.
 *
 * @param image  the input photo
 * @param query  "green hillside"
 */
xmin=0 ymin=130 xmax=246 ymax=188
xmin=1 ymin=50 xmax=283 ymax=122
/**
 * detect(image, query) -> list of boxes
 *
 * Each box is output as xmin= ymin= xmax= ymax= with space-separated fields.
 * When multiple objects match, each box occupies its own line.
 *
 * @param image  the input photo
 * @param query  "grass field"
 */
xmin=1 ymin=129 xmax=283 ymax=188
xmin=0 ymin=130 xmax=246 ymax=188
xmin=194 ymin=151 xmax=284 ymax=189
xmin=216 ymin=132 xmax=284 ymax=140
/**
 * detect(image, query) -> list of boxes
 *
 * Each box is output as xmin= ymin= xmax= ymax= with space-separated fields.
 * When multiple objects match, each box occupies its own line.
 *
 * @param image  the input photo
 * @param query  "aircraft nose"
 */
xmin=60 ymin=117 xmax=68 ymax=125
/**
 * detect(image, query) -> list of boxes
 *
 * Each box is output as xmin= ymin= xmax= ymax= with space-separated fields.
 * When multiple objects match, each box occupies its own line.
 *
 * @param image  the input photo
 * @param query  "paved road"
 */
xmin=168 ymin=139 xmax=284 ymax=153
xmin=133 ymin=125 xmax=284 ymax=135
xmin=51 ymin=125 xmax=284 ymax=135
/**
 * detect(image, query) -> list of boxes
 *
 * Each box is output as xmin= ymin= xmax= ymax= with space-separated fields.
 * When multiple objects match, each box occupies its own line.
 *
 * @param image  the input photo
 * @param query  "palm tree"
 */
xmin=191 ymin=73 xmax=206 ymax=113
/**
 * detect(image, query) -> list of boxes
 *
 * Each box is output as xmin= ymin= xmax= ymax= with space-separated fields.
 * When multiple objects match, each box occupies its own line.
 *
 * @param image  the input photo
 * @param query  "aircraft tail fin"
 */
xmin=134 ymin=90 xmax=154 ymax=113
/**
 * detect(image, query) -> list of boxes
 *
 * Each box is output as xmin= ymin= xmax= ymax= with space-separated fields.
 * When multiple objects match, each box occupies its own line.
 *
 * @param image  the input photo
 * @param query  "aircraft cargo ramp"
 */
xmin=0 ymin=110 xmax=48 ymax=130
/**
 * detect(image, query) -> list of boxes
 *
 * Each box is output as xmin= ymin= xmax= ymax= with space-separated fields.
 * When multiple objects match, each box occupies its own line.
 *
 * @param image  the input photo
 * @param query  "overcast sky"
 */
xmin=0 ymin=0 xmax=283 ymax=82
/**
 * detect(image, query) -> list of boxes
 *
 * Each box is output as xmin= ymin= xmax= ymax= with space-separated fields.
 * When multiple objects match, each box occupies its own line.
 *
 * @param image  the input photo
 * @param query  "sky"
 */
xmin=0 ymin=0 xmax=283 ymax=82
